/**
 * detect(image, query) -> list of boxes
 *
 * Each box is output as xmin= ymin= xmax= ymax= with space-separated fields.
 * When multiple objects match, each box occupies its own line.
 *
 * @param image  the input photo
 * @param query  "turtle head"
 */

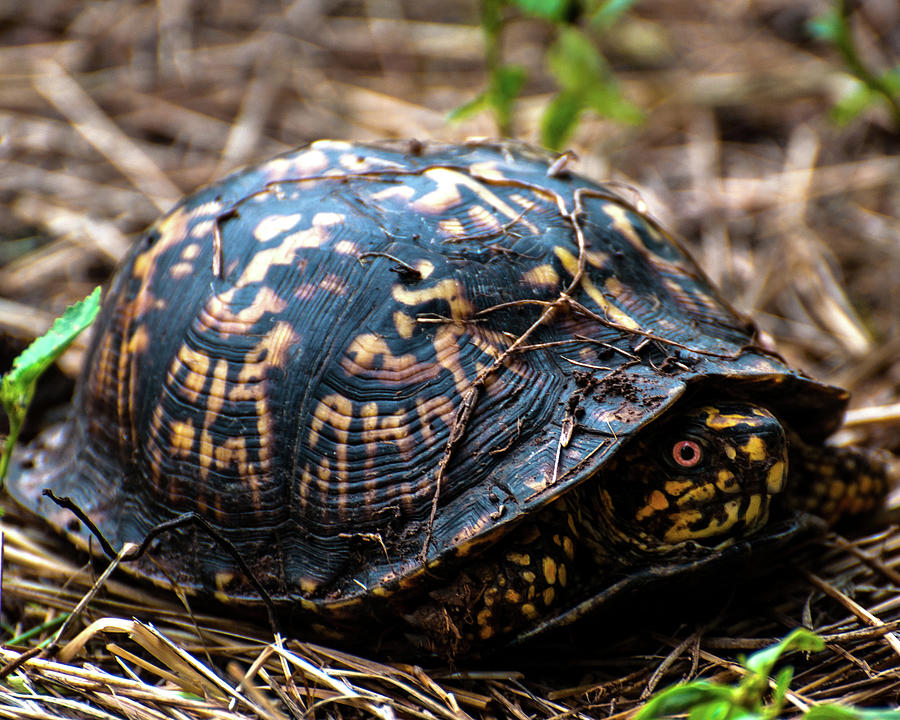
xmin=589 ymin=402 xmax=789 ymax=557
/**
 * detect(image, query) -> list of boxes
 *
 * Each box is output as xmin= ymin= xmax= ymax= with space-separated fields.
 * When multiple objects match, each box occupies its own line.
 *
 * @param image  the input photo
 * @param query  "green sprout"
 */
xmin=0 ymin=287 xmax=101 ymax=484
xmin=637 ymin=629 xmax=900 ymax=720
xmin=451 ymin=0 xmax=643 ymax=149
xmin=808 ymin=0 xmax=900 ymax=129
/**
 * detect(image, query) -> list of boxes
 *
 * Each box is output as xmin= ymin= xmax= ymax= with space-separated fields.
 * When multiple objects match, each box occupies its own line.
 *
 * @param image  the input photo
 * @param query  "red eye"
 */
xmin=672 ymin=440 xmax=702 ymax=467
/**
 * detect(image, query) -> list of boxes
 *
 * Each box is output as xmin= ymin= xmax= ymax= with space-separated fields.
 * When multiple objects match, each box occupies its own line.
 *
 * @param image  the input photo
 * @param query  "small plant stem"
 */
xmin=833 ymin=0 xmax=900 ymax=127
xmin=481 ymin=0 xmax=514 ymax=136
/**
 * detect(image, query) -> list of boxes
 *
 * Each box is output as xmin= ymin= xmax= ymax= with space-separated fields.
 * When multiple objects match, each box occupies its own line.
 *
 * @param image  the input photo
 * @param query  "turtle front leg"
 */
xmin=788 ymin=432 xmax=896 ymax=525
xmin=406 ymin=506 xmax=580 ymax=657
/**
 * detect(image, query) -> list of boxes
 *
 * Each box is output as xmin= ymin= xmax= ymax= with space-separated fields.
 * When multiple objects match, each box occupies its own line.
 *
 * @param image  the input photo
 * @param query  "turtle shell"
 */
xmin=8 ymin=139 xmax=848 ymax=623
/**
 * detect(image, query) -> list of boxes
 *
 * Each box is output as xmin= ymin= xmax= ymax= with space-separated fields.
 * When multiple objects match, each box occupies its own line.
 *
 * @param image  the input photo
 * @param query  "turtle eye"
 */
xmin=672 ymin=440 xmax=702 ymax=467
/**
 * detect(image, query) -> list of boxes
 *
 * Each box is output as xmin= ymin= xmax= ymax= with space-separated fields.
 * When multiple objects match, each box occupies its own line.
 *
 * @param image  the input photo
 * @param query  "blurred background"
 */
xmin=1 ymin=0 xmax=899 ymax=715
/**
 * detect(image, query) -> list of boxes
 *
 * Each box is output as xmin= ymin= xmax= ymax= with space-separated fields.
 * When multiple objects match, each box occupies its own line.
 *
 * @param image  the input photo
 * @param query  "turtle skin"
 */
xmin=7 ymin=139 xmax=893 ymax=655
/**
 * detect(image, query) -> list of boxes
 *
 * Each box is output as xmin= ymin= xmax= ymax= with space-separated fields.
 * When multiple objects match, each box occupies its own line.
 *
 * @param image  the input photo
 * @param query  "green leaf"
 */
xmin=541 ymin=91 xmax=583 ymax=149
xmin=807 ymin=8 xmax=844 ymax=43
xmin=480 ymin=0 xmax=505 ymax=35
xmin=687 ymin=699 xmax=741 ymax=720
xmin=743 ymin=628 xmax=824 ymax=677
xmin=882 ymin=66 xmax=900 ymax=94
xmin=833 ymin=66 xmax=900 ymax=125
xmin=544 ymin=26 xmax=643 ymax=139
xmin=513 ymin=0 xmax=571 ymax=21
xmin=489 ymin=63 xmax=527 ymax=134
xmin=585 ymin=82 xmax=644 ymax=123
xmin=588 ymin=0 xmax=637 ymax=28
xmin=830 ymin=78 xmax=873 ymax=125
xmin=0 ymin=287 xmax=101 ymax=482
xmin=766 ymin=666 xmax=794 ymax=719
xmin=635 ymin=681 xmax=735 ymax=720
xmin=449 ymin=63 xmax=525 ymax=135
xmin=448 ymin=91 xmax=491 ymax=122
xmin=547 ymin=27 xmax=607 ymax=92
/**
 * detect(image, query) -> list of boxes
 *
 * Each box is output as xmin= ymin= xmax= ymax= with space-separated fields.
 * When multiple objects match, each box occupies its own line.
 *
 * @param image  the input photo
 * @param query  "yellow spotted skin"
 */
xmin=574 ymin=403 xmax=791 ymax=558
xmin=7 ymin=139 xmax=894 ymax=656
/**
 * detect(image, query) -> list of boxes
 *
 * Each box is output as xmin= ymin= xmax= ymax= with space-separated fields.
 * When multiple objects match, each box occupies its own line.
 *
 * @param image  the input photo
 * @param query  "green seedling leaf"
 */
xmin=635 ymin=681 xmax=735 ymax=720
xmin=637 ymin=630 xmax=834 ymax=720
xmin=807 ymin=8 xmax=844 ymax=43
xmin=450 ymin=63 xmax=525 ymax=135
xmin=588 ymin=0 xmax=637 ymax=28
xmin=448 ymin=91 xmax=491 ymax=122
xmin=743 ymin=628 xmax=823 ymax=677
xmin=547 ymin=27 xmax=606 ymax=92
xmin=0 ymin=286 xmax=101 ymax=483
xmin=585 ymin=82 xmax=643 ymax=123
xmin=831 ymin=66 xmax=900 ymax=126
xmin=543 ymin=27 xmax=642 ymax=146
xmin=830 ymin=78 xmax=875 ymax=126
xmin=490 ymin=63 xmax=527 ymax=134
xmin=763 ymin=665 xmax=794 ymax=720
xmin=541 ymin=90 xmax=583 ymax=149
xmin=513 ymin=0 xmax=571 ymax=21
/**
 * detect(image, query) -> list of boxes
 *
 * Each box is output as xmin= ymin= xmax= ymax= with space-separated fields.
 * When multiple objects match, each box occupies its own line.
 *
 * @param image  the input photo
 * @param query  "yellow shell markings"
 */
xmin=168 ymin=419 xmax=196 ymax=458
xmin=393 ymin=311 xmax=416 ymax=340
xmin=432 ymin=324 xmax=472 ymax=398
xmin=414 ymin=394 xmax=458 ymax=449
xmin=302 ymin=385 xmax=435 ymax=520
xmin=132 ymin=201 xmax=222 ymax=287
xmin=122 ymin=324 xmax=151 ymax=445
xmin=467 ymin=160 xmax=508 ymax=183
xmin=169 ymin=261 xmax=194 ymax=279
xmin=522 ymin=263 xmax=560 ymax=289
xmin=262 ymin=148 xmax=331 ymax=181
xmin=148 ymin=286 xmax=298 ymax=522
xmin=392 ymin=277 xmax=474 ymax=322
xmin=368 ymin=184 xmax=417 ymax=204
xmin=253 ymin=213 xmax=303 ymax=242
xmin=601 ymin=203 xmax=722 ymax=318
xmin=416 ymin=259 xmax=435 ymax=279
xmin=340 ymin=333 xmax=442 ymax=386
xmin=268 ymin=211 xmax=343 ymax=253
xmin=409 ymin=168 xmax=462 ymax=215
xmin=661 ymin=276 xmax=722 ymax=320
xmin=437 ymin=218 xmax=466 ymax=237
xmin=554 ymin=245 xmax=641 ymax=330
xmin=411 ymin=167 xmax=540 ymax=235
xmin=190 ymin=219 xmax=215 ymax=239
xmin=466 ymin=202 xmax=504 ymax=233
xmin=334 ymin=240 xmax=359 ymax=255
xmin=232 ymin=221 xmax=328 ymax=288
xmin=180 ymin=242 xmax=201 ymax=260
xmin=309 ymin=392 xmax=353 ymax=477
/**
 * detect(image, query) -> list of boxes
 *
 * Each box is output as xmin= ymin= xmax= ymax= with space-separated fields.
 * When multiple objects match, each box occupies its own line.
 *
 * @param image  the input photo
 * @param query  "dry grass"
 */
xmin=1 ymin=0 xmax=899 ymax=717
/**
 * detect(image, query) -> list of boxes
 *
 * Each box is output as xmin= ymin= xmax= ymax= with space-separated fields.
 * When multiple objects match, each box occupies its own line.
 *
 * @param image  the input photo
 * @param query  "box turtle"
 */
xmin=7 ymin=139 xmax=895 ymax=656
